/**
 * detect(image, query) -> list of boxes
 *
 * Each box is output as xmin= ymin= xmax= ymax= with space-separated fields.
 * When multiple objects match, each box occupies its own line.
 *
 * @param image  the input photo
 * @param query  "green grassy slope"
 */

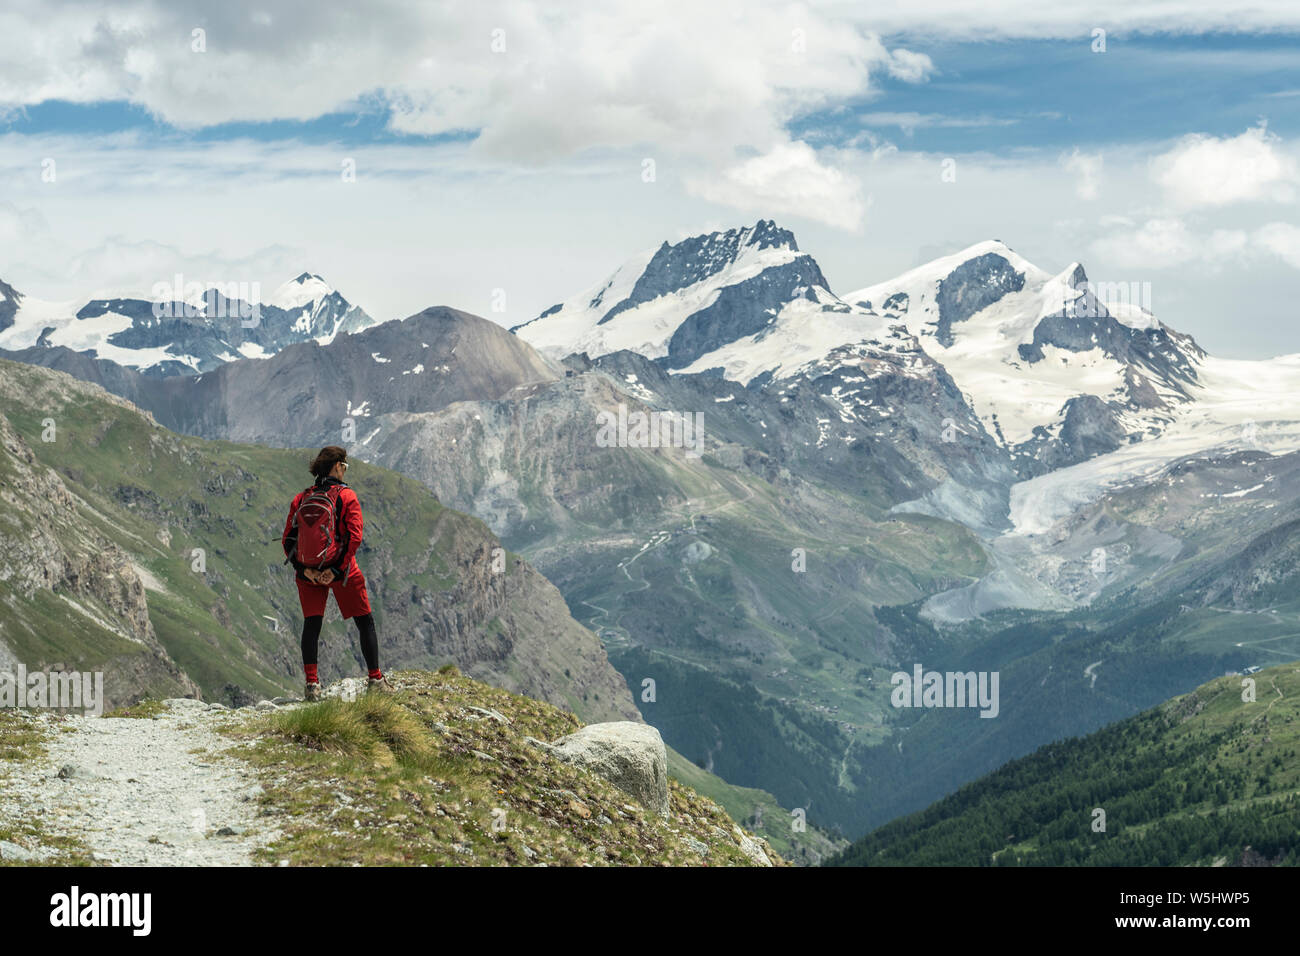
xmin=828 ymin=661 xmax=1300 ymax=866
xmin=230 ymin=668 xmax=784 ymax=867
xmin=665 ymin=746 xmax=847 ymax=864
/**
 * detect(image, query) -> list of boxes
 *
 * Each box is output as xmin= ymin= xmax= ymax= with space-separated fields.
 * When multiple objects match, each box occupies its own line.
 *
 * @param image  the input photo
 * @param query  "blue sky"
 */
xmin=804 ymin=34 xmax=1300 ymax=152
xmin=1 ymin=2 xmax=1299 ymax=359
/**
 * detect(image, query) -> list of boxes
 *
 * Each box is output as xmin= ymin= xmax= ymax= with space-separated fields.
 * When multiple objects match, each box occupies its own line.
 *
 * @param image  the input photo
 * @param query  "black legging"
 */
xmin=301 ymin=613 xmax=379 ymax=672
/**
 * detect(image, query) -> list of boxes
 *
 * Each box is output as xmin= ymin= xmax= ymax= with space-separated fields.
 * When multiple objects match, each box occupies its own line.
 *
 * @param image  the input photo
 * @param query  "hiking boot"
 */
xmin=304 ymin=681 xmax=323 ymax=702
xmin=366 ymin=676 xmax=394 ymax=694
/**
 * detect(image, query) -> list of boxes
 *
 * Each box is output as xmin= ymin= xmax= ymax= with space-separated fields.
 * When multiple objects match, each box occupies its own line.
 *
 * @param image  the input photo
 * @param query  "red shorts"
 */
xmin=296 ymin=568 xmax=372 ymax=620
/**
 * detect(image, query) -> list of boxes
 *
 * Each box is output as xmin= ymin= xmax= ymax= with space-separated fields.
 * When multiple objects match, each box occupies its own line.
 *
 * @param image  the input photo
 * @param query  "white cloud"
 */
xmin=1087 ymin=215 xmax=1300 ymax=274
xmin=821 ymin=2 xmax=1300 ymax=39
xmin=0 ymin=2 xmax=912 ymax=162
xmin=0 ymin=201 xmax=51 ymax=246
xmin=884 ymin=48 xmax=934 ymax=83
xmin=62 ymin=237 xmax=301 ymax=301
xmin=857 ymin=112 xmax=1018 ymax=132
xmin=1090 ymin=218 xmax=1201 ymax=268
xmin=1089 ymin=218 xmax=1251 ymax=269
xmin=1061 ymin=148 xmax=1103 ymax=200
xmin=0 ymin=1 xmax=942 ymax=234
xmin=1254 ymin=222 xmax=1300 ymax=269
xmin=1151 ymin=125 xmax=1298 ymax=208
xmin=685 ymin=140 xmax=868 ymax=231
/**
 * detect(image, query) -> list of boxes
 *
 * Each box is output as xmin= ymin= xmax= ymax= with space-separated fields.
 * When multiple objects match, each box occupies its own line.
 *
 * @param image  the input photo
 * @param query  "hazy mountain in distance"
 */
xmin=0 ymin=272 xmax=375 ymax=377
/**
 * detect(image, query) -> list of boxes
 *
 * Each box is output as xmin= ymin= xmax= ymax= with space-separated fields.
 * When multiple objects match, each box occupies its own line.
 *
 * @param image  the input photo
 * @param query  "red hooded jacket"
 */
xmin=282 ymin=476 xmax=364 ymax=585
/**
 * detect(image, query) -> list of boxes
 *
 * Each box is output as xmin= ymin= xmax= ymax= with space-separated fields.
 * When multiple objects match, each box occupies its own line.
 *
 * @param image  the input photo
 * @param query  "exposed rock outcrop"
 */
xmin=535 ymin=721 xmax=670 ymax=817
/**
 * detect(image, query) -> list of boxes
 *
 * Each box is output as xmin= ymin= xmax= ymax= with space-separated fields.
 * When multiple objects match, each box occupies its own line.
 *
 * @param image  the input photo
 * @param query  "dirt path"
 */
xmin=0 ymin=699 xmax=283 ymax=866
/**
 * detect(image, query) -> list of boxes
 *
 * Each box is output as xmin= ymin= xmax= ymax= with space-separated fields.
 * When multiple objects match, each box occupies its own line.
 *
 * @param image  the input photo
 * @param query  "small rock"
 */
xmin=254 ymin=700 xmax=278 ymax=711
xmin=271 ymin=697 xmax=297 ymax=706
xmin=238 ymin=784 xmax=265 ymax=803
xmin=466 ymin=706 xmax=510 ymax=724
xmin=0 ymin=840 xmax=32 ymax=862
xmin=684 ymin=835 xmax=710 ymax=857
xmin=163 ymin=698 xmax=208 ymax=711
xmin=471 ymin=750 xmax=495 ymax=762
xmin=731 ymin=826 xmax=772 ymax=867
xmin=597 ymin=814 xmax=613 ymax=826
xmin=215 ymin=825 xmax=246 ymax=837
xmin=521 ymin=843 xmax=538 ymax=859
xmin=56 ymin=763 xmax=81 ymax=780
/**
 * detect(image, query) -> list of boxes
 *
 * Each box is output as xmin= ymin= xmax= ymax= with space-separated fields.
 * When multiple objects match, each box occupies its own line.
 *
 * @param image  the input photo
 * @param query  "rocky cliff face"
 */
xmin=594 ymin=219 xmax=805 ymax=327
xmin=933 ymin=252 xmax=1026 ymax=348
xmin=659 ymin=254 xmax=831 ymax=369
xmin=0 ymin=410 xmax=201 ymax=706
xmin=0 ymin=279 xmax=19 ymax=334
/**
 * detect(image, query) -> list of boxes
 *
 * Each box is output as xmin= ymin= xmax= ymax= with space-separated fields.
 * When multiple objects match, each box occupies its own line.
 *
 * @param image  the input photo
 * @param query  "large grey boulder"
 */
xmin=541 ymin=722 xmax=669 ymax=817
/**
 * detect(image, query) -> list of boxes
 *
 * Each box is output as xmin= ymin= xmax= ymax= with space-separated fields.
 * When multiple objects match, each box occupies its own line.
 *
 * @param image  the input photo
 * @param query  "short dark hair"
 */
xmin=309 ymin=446 xmax=348 ymax=478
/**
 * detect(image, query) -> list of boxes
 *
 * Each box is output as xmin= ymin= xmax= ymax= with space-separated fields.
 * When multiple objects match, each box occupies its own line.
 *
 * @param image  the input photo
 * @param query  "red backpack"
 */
xmin=293 ymin=483 xmax=345 ymax=568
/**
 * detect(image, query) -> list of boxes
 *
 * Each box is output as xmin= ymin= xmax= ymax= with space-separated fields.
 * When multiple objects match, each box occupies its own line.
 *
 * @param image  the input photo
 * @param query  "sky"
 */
xmin=1 ymin=1 xmax=1299 ymax=358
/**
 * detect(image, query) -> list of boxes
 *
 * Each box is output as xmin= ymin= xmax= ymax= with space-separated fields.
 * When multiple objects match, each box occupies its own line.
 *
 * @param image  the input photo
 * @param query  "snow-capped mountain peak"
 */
xmin=835 ymin=243 xmax=1210 ymax=455
xmin=264 ymin=272 xmax=373 ymax=345
xmin=514 ymin=219 xmax=829 ymax=369
xmin=269 ymin=272 xmax=336 ymax=311
xmin=0 ymin=272 xmax=375 ymax=378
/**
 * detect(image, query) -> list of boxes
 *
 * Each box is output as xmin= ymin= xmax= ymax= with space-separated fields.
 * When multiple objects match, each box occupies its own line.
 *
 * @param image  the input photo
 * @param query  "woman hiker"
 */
xmin=282 ymin=446 xmax=392 ymax=700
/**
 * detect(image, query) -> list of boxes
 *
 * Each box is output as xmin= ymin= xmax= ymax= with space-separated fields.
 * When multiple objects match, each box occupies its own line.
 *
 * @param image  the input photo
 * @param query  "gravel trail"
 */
xmin=0 ymin=699 xmax=285 ymax=866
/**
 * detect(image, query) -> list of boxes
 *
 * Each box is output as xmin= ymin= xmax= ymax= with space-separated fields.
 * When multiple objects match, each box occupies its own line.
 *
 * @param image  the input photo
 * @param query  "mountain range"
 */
xmin=5 ymin=219 xmax=1300 ymax=842
xmin=0 ymin=273 xmax=374 ymax=377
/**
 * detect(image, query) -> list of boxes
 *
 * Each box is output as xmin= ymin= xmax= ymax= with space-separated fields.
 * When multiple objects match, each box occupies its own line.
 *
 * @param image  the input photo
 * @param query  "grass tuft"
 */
xmin=267 ymin=693 xmax=435 ymax=770
xmin=103 ymin=699 xmax=168 ymax=720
